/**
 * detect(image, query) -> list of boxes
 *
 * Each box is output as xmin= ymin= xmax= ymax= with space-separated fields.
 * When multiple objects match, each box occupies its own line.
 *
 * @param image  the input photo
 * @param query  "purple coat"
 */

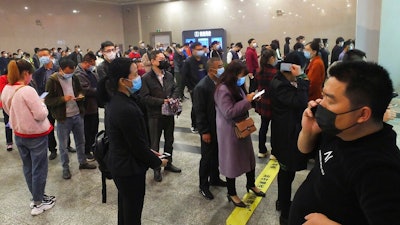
xmin=214 ymin=84 xmax=256 ymax=178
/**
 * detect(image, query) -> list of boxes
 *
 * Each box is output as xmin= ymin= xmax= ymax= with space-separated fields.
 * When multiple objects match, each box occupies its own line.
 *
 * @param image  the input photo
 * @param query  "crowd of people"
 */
xmin=1 ymin=35 xmax=400 ymax=225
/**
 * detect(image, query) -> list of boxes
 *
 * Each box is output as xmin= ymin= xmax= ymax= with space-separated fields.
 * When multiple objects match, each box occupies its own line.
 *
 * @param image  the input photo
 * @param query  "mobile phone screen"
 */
xmin=40 ymin=92 xmax=49 ymax=99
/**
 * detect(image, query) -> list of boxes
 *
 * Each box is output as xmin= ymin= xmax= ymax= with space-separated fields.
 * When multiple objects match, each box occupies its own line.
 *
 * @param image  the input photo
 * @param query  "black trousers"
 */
xmin=113 ymin=173 xmax=146 ymax=225
xmin=148 ymin=116 xmax=174 ymax=161
xmin=84 ymin=113 xmax=99 ymax=154
xmin=47 ymin=113 xmax=57 ymax=152
xmin=199 ymin=136 xmax=220 ymax=189
xmin=2 ymin=109 xmax=13 ymax=144
xmin=189 ymin=92 xmax=196 ymax=129
xmin=277 ymin=169 xmax=295 ymax=218
xmin=258 ymin=115 xmax=271 ymax=154
xmin=174 ymin=71 xmax=185 ymax=99
xmin=226 ymin=169 xmax=256 ymax=196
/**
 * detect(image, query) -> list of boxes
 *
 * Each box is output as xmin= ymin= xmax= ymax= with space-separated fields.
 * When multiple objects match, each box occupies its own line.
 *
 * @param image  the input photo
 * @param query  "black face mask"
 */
xmin=158 ymin=60 xmax=169 ymax=70
xmin=315 ymin=104 xmax=362 ymax=136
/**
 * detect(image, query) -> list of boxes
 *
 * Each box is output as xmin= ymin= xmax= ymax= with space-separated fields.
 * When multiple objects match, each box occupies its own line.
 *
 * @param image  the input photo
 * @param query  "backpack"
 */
xmin=92 ymin=130 xmax=112 ymax=203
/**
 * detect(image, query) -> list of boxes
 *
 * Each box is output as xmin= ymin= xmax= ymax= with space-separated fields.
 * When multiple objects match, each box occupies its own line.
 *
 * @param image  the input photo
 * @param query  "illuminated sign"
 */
xmin=194 ymin=30 xmax=212 ymax=37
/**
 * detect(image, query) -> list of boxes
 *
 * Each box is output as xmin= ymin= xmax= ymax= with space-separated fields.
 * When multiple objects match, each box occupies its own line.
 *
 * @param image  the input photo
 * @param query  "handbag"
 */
xmin=234 ymin=117 xmax=256 ymax=139
xmin=161 ymin=98 xmax=182 ymax=116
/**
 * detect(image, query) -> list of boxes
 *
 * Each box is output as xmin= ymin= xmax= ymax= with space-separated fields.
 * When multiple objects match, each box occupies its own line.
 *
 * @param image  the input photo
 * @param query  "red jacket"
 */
xmin=245 ymin=47 xmax=259 ymax=74
xmin=305 ymin=55 xmax=325 ymax=101
xmin=0 ymin=75 xmax=8 ymax=108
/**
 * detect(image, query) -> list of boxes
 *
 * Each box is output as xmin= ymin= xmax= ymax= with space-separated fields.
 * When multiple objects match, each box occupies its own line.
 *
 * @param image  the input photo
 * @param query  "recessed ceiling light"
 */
xmin=24 ymin=6 xmax=29 ymax=10
xmin=72 ymin=9 xmax=80 ymax=14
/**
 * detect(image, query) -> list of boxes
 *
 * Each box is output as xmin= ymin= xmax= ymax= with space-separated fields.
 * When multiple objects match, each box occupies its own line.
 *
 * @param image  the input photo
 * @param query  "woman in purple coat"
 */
xmin=214 ymin=60 xmax=265 ymax=207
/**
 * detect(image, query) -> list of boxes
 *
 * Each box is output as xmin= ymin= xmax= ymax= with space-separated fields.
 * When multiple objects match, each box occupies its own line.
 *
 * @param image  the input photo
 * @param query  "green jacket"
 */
xmin=44 ymin=73 xmax=85 ymax=121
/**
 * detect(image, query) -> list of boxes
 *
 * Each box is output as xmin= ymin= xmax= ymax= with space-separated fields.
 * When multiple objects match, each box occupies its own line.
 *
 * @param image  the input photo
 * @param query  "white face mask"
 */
xmin=252 ymin=43 xmax=258 ymax=48
xmin=104 ymin=51 xmax=116 ymax=61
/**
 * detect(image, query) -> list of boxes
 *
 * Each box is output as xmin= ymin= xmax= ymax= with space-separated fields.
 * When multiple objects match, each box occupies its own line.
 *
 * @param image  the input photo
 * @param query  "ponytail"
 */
xmin=7 ymin=60 xmax=34 ymax=85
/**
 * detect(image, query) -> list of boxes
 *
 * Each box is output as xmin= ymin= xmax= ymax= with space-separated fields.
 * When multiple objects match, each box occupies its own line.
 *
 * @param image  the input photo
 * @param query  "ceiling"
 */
xmin=85 ymin=0 xmax=190 ymax=5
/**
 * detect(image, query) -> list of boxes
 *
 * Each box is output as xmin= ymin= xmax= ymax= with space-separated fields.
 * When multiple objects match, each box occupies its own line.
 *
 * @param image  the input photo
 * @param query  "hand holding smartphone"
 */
xmin=252 ymin=89 xmax=265 ymax=100
xmin=40 ymin=92 xmax=49 ymax=99
xmin=159 ymin=152 xmax=171 ymax=159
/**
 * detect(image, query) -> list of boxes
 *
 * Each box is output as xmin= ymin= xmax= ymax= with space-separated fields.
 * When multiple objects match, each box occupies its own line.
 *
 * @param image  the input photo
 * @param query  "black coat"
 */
xmin=105 ymin=92 xmax=161 ymax=177
xmin=140 ymin=69 xmax=179 ymax=118
xmin=269 ymin=72 xmax=310 ymax=171
xmin=193 ymin=76 xmax=217 ymax=138
xmin=181 ymin=56 xmax=208 ymax=91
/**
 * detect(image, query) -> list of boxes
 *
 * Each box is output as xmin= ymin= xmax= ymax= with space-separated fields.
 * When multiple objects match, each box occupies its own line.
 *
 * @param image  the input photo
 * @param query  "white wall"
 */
xmin=0 ymin=0 xmax=124 ymax=54
xmin=123 ymin=0 xmax=357 ymax=52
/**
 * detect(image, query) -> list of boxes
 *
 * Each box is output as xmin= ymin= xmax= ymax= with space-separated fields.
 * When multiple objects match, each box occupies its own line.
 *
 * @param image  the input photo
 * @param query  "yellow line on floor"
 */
xmin=226 ymin=159 xmax=280 ymax=225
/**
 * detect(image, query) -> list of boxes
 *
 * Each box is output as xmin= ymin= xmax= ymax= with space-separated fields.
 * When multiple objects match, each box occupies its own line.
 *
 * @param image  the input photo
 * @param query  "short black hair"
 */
xmin=150 ymin=50 xmax=163 ymax=60
xmin=248 ymin=38 xmax=255 ymax=45
xmin=101 ymin=41 xmax=114 ymax=50
xmin=329 ymin=61 xmax=393 ymax=122
xmin=190 ymin=42 xmax=202 ymax=50
xmin=235 ymin=42 xmax=243 ymax=48
xmin=335 ymin=37 xmax=345 ymax=44
xmin=306 ymin=39 xmax=321 ymax=54
xmin=342 ymin=49 xmax=366 ymax=62
xmin=59 ymin=58 xmax=76 ymax=70
xmin=283 ymin=51 xmax=307 ymax=68
xmin=83 ymin=51 xmax=97 ymax=62
xmin=38 ymin=48 xmax=51 ymax=54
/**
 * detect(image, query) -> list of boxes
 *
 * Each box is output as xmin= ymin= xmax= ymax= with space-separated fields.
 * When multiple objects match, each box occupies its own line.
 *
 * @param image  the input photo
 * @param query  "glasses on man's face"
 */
xmin=103 ymin=49 xmax=115 ymax=53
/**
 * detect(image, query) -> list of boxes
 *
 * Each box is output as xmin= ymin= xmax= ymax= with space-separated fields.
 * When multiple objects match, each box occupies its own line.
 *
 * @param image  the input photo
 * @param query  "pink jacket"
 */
xmin=1 ymin=84 xmax=52 ymax=138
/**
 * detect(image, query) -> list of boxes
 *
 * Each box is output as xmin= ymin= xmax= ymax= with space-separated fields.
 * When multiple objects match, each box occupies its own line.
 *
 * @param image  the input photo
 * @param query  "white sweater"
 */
xmin=1 ymin=84 xmax=52 ymax=138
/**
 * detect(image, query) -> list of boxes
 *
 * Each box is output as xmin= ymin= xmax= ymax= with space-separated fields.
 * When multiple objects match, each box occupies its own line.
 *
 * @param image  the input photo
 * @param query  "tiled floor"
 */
xmin=0 ymin=95 xmax=399 ymax=225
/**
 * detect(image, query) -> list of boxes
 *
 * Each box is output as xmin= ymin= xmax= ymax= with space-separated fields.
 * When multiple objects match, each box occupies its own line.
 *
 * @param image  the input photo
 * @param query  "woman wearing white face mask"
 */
xmin=304 ymin=40 xmax=325 ymax=101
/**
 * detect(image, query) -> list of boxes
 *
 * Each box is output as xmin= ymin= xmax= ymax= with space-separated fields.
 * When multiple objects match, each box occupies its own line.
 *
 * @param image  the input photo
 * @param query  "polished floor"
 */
xmin=1 ymin=95 xmax=399 ymax=225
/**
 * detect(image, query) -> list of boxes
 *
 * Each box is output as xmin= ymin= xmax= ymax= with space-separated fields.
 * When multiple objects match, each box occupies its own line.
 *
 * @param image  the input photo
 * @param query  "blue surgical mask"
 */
xmin=63 ymin=73 xmax=74 ymax=79
xmin=39 ymin=56 xmax=50 ymax=66
xmin=216 ymin=67 xmax=224 ymax=78
xmin=236 ymin=77 xmax=245 ymax=86
xmin=88 ymin=66 xmax=96 ymax=72
xmin=196 ymin=50 xmax=205 ymax=57
xmin=303 ymin=51 xmax=311 ymax=59
xmin=126 ymin=76 xmax=142 ymax=94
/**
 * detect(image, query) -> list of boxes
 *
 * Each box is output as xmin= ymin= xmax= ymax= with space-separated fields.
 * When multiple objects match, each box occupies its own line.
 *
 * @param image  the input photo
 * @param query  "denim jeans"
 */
xmin=15 ymin=135 xmax=48 ymax=202
xmin=57 ymin=115 xmax=86 ymax=169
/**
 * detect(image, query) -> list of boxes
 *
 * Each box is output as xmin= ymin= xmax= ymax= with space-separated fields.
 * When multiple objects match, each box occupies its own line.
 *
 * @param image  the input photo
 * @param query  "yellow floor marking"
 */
xmin=226 ymin=159 xmax=280 ymax=225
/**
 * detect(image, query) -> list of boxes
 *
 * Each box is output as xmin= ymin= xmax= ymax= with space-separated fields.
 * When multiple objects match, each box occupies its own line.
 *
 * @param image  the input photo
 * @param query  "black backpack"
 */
xmin=92 ymin=130 xmax=112 ymax=203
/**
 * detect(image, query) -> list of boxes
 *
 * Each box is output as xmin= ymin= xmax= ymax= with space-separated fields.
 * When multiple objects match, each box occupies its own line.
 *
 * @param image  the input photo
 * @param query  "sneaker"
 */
xmin=199 ymin=188 xmax=214 ymax=200
xmin=270 ymin=154 xmax=277 ymax=160
xmin=164 ymin=163 xmax=182 ymax=173
xmin=48 ymin=151 xmax=57 ymax=160
xmin=63 ymin=168 xmax=71 ymax=179
xmin=190 ymin=127 xmax=198 ymax=134
xmin=30 ymin=194 xmax=56 ymax=209
xmin=79 ymin=162 xmax=97 ymax=170
xmin=258 ymin=153 xmax=268 ymax=158
xmin=31 ymin=199 xmax=55 ymax=216
xmin=67 ymin=146 xmax=76 ymax=153
xmin=86 ymin=153 xmax=95 ymax=162
xmin=6 ymin=144 xmax=13 ymax=152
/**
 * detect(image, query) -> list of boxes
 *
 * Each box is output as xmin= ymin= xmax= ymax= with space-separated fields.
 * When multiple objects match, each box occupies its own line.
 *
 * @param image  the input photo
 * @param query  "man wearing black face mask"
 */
xmin=140 ymin=50 xmax=182 ymax=182
xmin=290 ymin=62 xmax=400 ymax=225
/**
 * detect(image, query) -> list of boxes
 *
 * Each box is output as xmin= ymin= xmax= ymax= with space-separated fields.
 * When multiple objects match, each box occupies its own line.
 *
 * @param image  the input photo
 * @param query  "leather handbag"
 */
xmin=234 ymin=117 xmax=256 ymax=139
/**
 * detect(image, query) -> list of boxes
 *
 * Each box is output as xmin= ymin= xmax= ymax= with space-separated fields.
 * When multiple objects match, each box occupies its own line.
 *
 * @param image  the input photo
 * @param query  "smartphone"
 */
xmin=253 ymin=89 xmax=265 ymax=100
xmin=280 ymin=63 xmax=292 ymax=72
xmin=159 ymin=152 xmax=171 ymax=159
xmin=40 ymin=92 xmax=49 ymax=99
xmin=311 ymin=106 xmax=317 ymax=116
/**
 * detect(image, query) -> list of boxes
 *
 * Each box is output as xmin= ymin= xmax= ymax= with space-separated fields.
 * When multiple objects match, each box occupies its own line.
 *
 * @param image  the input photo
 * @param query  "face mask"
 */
xmin=172 ymin=44 xmax=176 ymax=48
xmin=252 ymin=43 xmax=258 ymax=48
xmin=51 ymin=58 xmax=56 ymax=64
xmin=104 ymin=51 xmax=116 ymax=61
xmin=63 ymin=73 xmax=74 ymax=79
xmin=140 ymin=43 xmax=145 ymax=48
xmin=88 ymin=65 xmax=96 ymax=72
xmin=39 ymin=56 xmax=50 ymax=65
xmin=315 ymin=104 xmax=361 ymax=136
xmin=302 ymin=40 xmax=306 ymax=44
xmin=158 ymin=60 xmax=169 ymax=70
xmin=3 ymin=54 xmax=8 ymax=57
xmin=339 ymin=42 xmax=344 ymax=47
xmin=126 ymin=76 xmax=142 ymax=94
xmin=216 ymin=67 xmax=224 ymax=78
xmin=196 ymin=50 xmax=204 ymax=57
xmin=272 ymin=60 xmax=278 ymax=67
xmin=236 ymin=76 xmax=245 ymax=86
xmin=159 ymin=47 xmax=164 ymax=51
xmin=97 ymin=52 xmax=103 ymax=57
xmin=138 ymin=68 xmax=146 ymax=76
xmin=349 ymin=44 xmax=354 ymax=50
xmin=215 ymin=45 xmax=220 ymax=49
xmin=303 ymin=51 xmax=311 ymax=59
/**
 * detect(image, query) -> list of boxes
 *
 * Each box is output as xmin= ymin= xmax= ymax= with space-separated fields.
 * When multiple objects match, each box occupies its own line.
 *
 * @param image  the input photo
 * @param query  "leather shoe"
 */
xmin=63 ymin=169 xmax=71 ymax=179
xmin=279 ymin=215 xmax=288 ymax=225
xmin=79 ymin=162 xmax=97 ymax=170
xmin=199 ymin=188 xmax=214 ymax=200
xmin=210 ymin=179 xmax=227 ymax=187
xmin=49 ymin=151 xmax=57 ymax=160
xmin=165 ymin=164 xmax=181 ymax=173
xmin=154 ymin=169 xmax=162 ymax=182
xmin=67 ymin=146 xmax=76 ymax=153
